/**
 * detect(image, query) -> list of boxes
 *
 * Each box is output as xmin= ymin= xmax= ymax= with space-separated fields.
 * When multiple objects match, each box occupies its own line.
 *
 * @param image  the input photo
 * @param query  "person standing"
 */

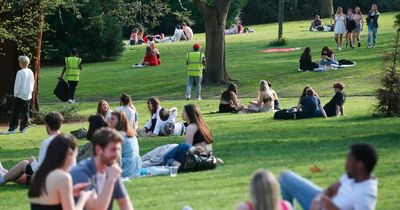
xmin=333 ymin=7 xmax=346 ymax=51
xmin=59 ymin=48 xmax=82 ymax=103
xmin=367 ymin=4 xmax=380 ymax=48
xmin=185 ymin=43 xmax=206 ymax=100
xmin=1 ymin=56 xmax=34 ymax=135
xmin=352 ymin=7 xmax=364 ymax=48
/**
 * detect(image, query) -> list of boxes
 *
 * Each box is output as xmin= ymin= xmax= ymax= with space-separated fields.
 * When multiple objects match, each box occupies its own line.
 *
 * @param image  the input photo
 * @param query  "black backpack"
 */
xmin=179 ymin=151 xmax=218 ymax=172
xmin=274 ymin=109 xmax=296 ymax=120
xmin=53 ymin=79 xmax=69 ymax=102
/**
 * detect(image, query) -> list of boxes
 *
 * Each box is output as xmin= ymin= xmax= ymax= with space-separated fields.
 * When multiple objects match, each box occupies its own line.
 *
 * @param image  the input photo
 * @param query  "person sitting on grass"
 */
xmin=97 ymin=100 xmax=112 ymax=122
xmin=150 ymin=41 xmax=161 ymax=64
xmin=182 ymin=23 xmax=194 ymax=40
xmin=280 ymin=143 xmax=378 ymax=210
xmin=0 ymin=112 xmax=63 ymax=186
xmin=129 ymin=28 xmax=138 ymax=45
xmin=310 ymin=15 xmax=324 ymax=31
xmin=296 ymin=87 xmax=327 ymax=119
xmin=267 ymin=81 xmax=281 ymax=110
xmin=153 ymin=107 xmax=180 ymax=137
xmin=70 ymin=127 xmax=134 ymax=210
xmin=319 ymin=46 xmax=338 ymax=67
xmin=236 ymin=169 xmax=292 ymax=210
xmin=163 ymin=104 xmax=213 ymax=168
xmin=28 ymin=134 xmax=93 ymax=210
xmin=138 ymin=97 xmax=162 ymax=137
xmin=116 ymin=93 xmax=138 ymax=130
xmin=248 ymin=80 xmax=275 ymax=113
xmin=219 ymin=83 xmax=245 ymax=113
xmin=108 ymin=111 xmax=141 ymax=178
xmin=1 ymin=55 xmax=35 ymax=135
xmin=299 ymin=47 xmax=320 ymax=71
xmin=324 ymin=82 xmax=346 ymax=117
xmin=133 ymin=46 xmax=159 ymax=67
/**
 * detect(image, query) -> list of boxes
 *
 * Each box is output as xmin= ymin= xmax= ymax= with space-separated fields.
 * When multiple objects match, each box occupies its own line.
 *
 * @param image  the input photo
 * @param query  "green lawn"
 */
xmin=1 ymin=12 xmax=400 ymax=210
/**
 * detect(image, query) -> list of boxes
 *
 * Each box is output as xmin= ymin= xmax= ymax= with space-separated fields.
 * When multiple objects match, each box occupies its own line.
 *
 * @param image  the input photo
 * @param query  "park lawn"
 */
xmin=37 ymin=13 xmax=399 ymax=103
xmin=1 ymin=97 xmax=400 ymax=210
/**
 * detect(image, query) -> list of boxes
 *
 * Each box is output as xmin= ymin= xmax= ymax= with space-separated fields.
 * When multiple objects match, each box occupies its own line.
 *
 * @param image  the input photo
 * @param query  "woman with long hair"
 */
xmin=236 ymin=170 xmax=292 ymax=210
xmin=319 ymin=46 xmax=337 ymax=66
xmin=333 ymin=7 xmax=346 ymax=51
xmin=28 ymin=134 xmax=92 ymax=210
xmin=140 ymin=97 xmax=162 ymax=136
xmin=97 ymin=100 xmax=112 ymax=122
xmin=352 ymin=7 xmax=364 ymax=48
xmin=296 ymin=87 xmax=327 ymax=119
xmin=164 ymin=104 xmax=213 ymax=167
xmin=248 ymin=80 xmax=275 ymax=112
xmin=367 ymin=4 xmax=379 ymax=48
xmin=345 ymin=9 xmax=355 ymax=49
xmin=219 ymin=83 xmax=244 ymax=113
xmin=108 ymin=111 xmax=141 ymax=178
xmin=116 ymin=93 xmax=138 ymax=130
xmin=299 ymin=47 xmax=319 ymax=71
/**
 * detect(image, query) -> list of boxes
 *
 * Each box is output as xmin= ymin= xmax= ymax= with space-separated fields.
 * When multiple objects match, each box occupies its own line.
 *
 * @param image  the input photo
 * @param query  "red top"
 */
xmin=246 ymin=201 xmax=290 ymax=210
xmin=143 ymin=53 xmax=159 ymax=66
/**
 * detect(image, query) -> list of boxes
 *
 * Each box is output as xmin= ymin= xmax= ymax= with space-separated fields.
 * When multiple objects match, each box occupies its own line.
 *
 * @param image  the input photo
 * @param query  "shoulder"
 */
xmin=70 ymin=158 xmax=92 ymax=180
xmin=40 ymin=135 xmax=55 ymax=147
xmin=48 ymin=169 xmax=71 ymax=183
xmin=186 ymin=124 xmax=198 ymax=133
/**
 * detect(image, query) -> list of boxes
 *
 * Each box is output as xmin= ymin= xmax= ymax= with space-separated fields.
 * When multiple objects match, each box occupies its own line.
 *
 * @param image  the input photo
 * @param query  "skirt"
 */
xmin=334 ymin=21 xmax=346 ymax=34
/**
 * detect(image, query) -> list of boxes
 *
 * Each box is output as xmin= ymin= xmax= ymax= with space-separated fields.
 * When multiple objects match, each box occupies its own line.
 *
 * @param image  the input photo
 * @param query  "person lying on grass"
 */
xmin=219 ymin=83 xmax=245 ymax=113
xmin=0 ymin=112 xmax=63 ymax=186
xmin=236 ymin=169 xmax=292 ymax=210
xmin=280 ymin=143 xmax=378 ymax=210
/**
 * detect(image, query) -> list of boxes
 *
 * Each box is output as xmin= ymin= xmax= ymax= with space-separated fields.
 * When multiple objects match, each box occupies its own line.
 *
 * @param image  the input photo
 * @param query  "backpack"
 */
xmin=274 ymin=109 xmax=296 ymax=120
xmin=53 ymin=78 xmax=69 ymax=102
xmin=179 ymin=151 xmax=218 ymax=172
xmin=338 ymin=59 xmax=356 ymax=66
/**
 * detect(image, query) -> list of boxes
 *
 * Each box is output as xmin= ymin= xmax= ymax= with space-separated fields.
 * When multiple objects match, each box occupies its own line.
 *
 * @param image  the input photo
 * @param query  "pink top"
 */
xmin=246 ymin=201 xmax=290 ymax=210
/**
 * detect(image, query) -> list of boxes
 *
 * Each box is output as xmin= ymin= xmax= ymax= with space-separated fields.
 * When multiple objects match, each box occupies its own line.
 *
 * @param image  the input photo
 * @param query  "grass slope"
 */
xmin=0 ymin=12 xmax=400 ymax=210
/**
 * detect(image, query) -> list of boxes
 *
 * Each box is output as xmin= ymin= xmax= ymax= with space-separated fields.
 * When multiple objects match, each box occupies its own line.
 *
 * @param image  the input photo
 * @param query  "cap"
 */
xmin=193 ymin=43 xmax=201 ymax=50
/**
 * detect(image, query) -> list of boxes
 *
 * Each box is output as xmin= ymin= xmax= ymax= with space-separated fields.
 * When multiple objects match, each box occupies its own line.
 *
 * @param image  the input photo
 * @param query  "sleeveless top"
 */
xmin=193 ymin=129 xmax=207 ymax=145
xmin=246 ymin=201 xmax=290 ymax=210
xmin=31 ymin=203 xmax=62 ymax=210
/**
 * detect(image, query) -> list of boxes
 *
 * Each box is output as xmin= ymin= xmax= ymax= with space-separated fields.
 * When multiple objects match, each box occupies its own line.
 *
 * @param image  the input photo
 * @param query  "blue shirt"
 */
xmin=298 ymin=96 xmax=320 ymax=119
xmin=70 ymin=158 xmax=128 ymax=210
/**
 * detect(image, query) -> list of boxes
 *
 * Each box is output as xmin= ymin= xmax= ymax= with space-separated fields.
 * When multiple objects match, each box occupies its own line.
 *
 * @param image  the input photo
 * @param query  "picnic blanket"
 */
xmin=261 ymin=47 xmax=301 ymax=53
xmin=298 ymin=61 xmax=357 ymax=72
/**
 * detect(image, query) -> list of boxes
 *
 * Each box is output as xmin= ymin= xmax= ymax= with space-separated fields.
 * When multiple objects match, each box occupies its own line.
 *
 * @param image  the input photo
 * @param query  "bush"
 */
xmin=32 ymin=105 xmax=84 ymax=124
xmin=269 ymin=37 xmax=288 ymax=46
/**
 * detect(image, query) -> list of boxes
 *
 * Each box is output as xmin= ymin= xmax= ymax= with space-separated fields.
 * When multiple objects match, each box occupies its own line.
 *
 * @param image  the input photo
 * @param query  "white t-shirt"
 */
xmin=153 ymin=109 xmax=177 ymax=135
xmin=96 ymin=172 xmax=107 ymax=194
xmin=172 ymin=29 xmax=184 ymax=42
xmin=30 ymin=135 xmax=57 ymax=172
xmin=105 ymin=109 xmax=112 ymax=122
xmin=144 ymin=107 xmax=161 ymax=131
xmin=14 ymin=68 xmax=35 ymax=101
xmin=116 ymin=106 xmax=135 ymax=129
xmin=331 ymin=174 xmax=378 ymax=210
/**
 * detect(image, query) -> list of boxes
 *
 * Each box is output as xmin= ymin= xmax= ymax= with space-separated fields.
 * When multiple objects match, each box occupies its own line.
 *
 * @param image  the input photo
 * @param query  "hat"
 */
xmin=193 ymin=43 xmax=201 ymax=50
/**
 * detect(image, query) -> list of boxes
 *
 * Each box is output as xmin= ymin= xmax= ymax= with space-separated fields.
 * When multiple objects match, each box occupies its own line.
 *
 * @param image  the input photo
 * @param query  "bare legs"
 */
xmin=346 ymin=32 xmax=353 ymax=48
xmin=2 ymin=160 xmax=28 ymax=184
xmin=334 ymin=34 xmax=344 ymax=50
xmin=353 ymin=32 xmax=361 ymax=47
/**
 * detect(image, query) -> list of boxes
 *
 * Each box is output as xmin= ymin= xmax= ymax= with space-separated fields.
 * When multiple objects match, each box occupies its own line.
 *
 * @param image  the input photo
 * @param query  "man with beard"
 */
xmin=70 ymin=127 xmax=134 ymax=210
xmin=279 ymin=143 xmax=378 ymax=210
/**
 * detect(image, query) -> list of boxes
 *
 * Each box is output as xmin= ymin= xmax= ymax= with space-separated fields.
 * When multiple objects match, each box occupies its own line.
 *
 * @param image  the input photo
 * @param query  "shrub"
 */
xmin=32 ymin=105 xmax=84 ymax=125
xmin=269 ymin=37 xmax=288 ymax=46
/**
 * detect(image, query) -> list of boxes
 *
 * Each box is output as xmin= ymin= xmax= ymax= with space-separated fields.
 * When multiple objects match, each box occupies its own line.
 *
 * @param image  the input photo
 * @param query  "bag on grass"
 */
xmin=179 ymin=151 xmax=217 ymax=172
xmin=54 ymin=78 xmax=69 ymax=102
xmin=338 ymin=59 xmax=356 ymax=66
xmin=274 ymin=109 xmax=296 ymax=120
xmin=70 ymin=127 xmax=88 ymax=139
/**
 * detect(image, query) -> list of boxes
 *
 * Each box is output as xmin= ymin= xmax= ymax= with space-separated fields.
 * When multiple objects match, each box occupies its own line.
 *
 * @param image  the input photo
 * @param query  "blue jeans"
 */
xmin=367 ymin=25 xmax=378 ymax=46
xmin=280 ymin=171 xmax=322 ymax=210
xmin=186 ymin=76 xmax=202 ymax=99
xmin=164 ymin=143 xmax=191 ymax=165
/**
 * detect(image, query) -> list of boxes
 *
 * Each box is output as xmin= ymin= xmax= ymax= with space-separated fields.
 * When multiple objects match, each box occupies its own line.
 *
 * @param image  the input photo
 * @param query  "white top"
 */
xmin=116 ymin=106 xmax=135 ymax=129
xmin=153 ymin=109 xmax=177 ymax=135
xmin=144 ymin=107 xmax=162 ymax=131
xmin=14 ymin=68 xmax=35 ymax=101
xmin=172 ymin=29 xmax=184 ymax=42
xmin=30 ymin=135 xmax=57 ymax=172
xmin=95 ymin=172 xmax=107 ymax=194
xmin=331 ymin=174 xmax=378 ymax=210
xmin=105 ymin=109 xmax=112 ymax=122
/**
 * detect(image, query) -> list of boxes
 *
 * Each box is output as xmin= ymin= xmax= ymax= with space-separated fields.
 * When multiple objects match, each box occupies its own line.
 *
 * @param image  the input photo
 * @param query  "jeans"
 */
xmin=186 ymin=76 xmax=202 ymax=99
xmin=164 ymin=143 xmax=191 ymax=165
xmin=367 ymin=25 xmax=378 ymax=46
xmin=280 ymin=171 xmax=322 ymax=210
xmin=68 ymin=80 xmax=78 ymax=100
xmin=9 ymin=97 xmax=30 ymax=131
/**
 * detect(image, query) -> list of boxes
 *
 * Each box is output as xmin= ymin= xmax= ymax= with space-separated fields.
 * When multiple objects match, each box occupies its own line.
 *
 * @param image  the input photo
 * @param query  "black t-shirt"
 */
xmin=324 ymin=91 xmax=346 ymax=117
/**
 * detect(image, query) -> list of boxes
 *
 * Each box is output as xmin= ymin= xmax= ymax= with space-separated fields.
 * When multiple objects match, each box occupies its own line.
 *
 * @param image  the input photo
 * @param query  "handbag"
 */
xmin=179 ymin=151 xmax=218 ymax=172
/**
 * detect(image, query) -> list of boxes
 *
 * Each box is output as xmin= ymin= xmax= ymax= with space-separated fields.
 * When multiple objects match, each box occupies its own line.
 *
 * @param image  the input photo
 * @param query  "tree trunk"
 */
xmin=193 ymin=0 xmax=231 ymax=84
xmin=320 ymin=0 xmax=334 ymax=18
xmin=278 ymin=0 xmax=284 ymax=39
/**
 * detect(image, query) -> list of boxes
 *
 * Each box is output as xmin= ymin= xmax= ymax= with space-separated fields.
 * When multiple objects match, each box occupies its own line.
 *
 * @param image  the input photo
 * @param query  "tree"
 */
xmin=320 ymin=0 xmax=333 ymax=18
xmin=278 ymin=0 xmax=284 ymax=39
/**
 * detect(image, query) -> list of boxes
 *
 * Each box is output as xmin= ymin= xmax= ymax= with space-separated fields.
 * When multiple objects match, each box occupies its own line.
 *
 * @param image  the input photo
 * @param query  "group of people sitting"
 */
xmin=129 ymin=23 xmax=193 ymax=46
xmin=133 ymin=42 xmax=161 ymax=67
xmin=299 ymin=46 xmax=339 ymax=71
xmin=218 ymin=81 xmax=346 ymax=120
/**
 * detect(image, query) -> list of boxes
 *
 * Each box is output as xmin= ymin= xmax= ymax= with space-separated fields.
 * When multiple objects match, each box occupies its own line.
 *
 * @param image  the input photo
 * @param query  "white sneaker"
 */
xmin=338 ymin=47 xmax=342 ymax=51
xmin=68 ymin=99 xmax=76 ymax=103
xmin=0 ymin=162 xmax=8 ymax=175
xmin=0 ymin=130 xmax=16 ymax=135
xmin=196 ymin=97 xmax=202 ymax=101
xmin=373 ymin=45 xmax=376 ymax=48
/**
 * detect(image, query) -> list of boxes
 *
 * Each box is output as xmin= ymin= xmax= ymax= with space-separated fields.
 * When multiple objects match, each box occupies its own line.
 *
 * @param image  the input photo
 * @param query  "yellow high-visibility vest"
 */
xmin=65 ymin=57 xmax=81 ymax=81
xmin=187 ymin=52 xmax=204 ymax=77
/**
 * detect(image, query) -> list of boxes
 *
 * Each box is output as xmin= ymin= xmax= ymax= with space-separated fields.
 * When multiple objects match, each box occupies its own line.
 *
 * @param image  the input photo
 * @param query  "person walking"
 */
xmin=1 ymin=56 xmax=34 ymax=135
xmin=367 ymin=4 xmax=380 ymax=48
xmin=185 ymin=43 xmax=206 ymax=100
xmin=59 ymin=48 xmax=82 ymax=103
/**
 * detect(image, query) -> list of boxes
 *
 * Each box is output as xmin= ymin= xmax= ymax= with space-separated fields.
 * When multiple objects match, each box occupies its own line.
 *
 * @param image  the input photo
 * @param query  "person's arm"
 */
xmin=59 ymin=174 xmax=91 ymax=210
xmin=231 ymin=93 xmax=239 ymax=107
xmin=79 ymin=60 xmax=82 ymax=70
xmin=85 ymin=164 xmax=121 ymax=210
xmin=335 ymin=105 xmax=341 ymax=117
xmin=319 ymin=104 xmax=328 ymax=118
xmin=320 ymin=195 xmax=340 ymax=210
xmin=117 ymin=197 xmax=134 ymax=210
xmin=184 ymin=124 xmax=197 ymax=145
xmin=14 ymin=71 xmax=22 ymax=97
xmin=339 ymin=105 xmax=344 ymax=116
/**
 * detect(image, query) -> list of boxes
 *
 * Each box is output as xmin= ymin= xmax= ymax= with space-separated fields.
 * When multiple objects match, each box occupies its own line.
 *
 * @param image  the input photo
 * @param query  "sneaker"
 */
xmin=367 ymin=45 xmax=372 ymax=49
xmin=345 ymin=43 xmax=348 ymax=48
xmin=20 ymin=128 xmax=27 ymax=133
xmin=358 ymin=42 xmax=361 ymax=47
xmin=0 ymin=162 xmax=8 ymax=175
xmin=336 ymin=44 xmax=339 ymax=50
xmin=186 ymin=97 xmax=190 ymax=101
xmin=68 ymin=99 xmax=76 ymax=104
xmin=373 ymin=45 xmax=376 ymax=48
xmin=0 ymin=130 xmax=16 ymax=135
xmin=338 ymin=47 xmax=342 ymax=51
xmin=196 ymin=97 xmax=202 ymax=101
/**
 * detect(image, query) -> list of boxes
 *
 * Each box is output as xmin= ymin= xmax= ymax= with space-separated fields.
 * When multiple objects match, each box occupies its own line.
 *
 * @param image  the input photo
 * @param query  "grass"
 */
xmin=1 ymin=12 xmax=400 ymax=210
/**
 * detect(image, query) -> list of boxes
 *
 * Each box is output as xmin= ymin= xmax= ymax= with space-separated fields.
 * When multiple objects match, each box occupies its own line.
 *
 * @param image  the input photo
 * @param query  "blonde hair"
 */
xmin=259 ymin=80 xmax=269 ymax=92
xmin=18 ymin=56 xmax=30 ymax=67
xmin=250 ymin=170 xmax=281 ymax=210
